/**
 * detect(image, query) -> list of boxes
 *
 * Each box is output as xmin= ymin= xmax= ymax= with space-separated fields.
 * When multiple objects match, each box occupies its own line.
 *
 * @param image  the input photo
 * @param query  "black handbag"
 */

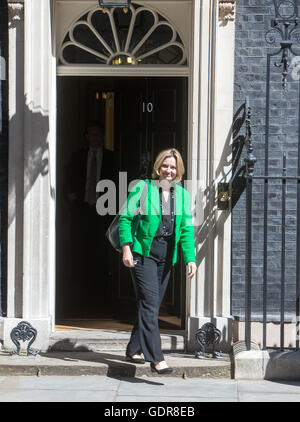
xmin=105 ymin=180 xmax=148 ymax=253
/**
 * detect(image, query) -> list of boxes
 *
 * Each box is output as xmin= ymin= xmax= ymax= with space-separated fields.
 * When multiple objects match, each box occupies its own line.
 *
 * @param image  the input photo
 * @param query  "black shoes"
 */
xmin=150 ymin=362 xmax=173 ymax=374
xmin=125 ymin=355 xmax=173 ymax=374
xmin=126 ymin=354 xmax=145 ymax=364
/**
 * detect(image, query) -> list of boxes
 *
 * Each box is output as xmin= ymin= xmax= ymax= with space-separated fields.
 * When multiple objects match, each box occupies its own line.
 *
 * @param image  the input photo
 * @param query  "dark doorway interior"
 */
xmin=55 ymin=76 xmax=188 ymax=329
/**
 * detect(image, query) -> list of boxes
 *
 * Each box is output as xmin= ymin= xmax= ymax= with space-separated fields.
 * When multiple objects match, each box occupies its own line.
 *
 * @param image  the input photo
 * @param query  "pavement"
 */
xmin=0 ymin=375 xmax=300 ymax=402
xmin=1 ymin=329 xmax=300 ymax=403
xmin=0 ymin=348 xmax=300 ymax=403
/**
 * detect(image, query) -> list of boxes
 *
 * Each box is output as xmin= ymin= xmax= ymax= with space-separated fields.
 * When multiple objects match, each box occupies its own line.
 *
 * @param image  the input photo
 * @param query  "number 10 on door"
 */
xmin=142 ymin=102 xmax=153 ymax=113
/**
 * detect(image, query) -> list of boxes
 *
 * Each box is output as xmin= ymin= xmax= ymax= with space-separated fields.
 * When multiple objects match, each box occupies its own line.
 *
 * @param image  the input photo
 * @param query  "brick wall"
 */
xmin=232 ymin=0 xmax=300 ymax=321
xmin=0 ymin=0 xmax=8 ymax=316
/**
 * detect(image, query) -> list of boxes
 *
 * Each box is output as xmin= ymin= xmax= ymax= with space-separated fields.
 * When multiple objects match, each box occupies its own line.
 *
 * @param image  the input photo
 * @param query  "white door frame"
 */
xmin=57 ymin=65 xmax=189 ymax=77
xmin=54 ymin=0 xmax=193 ymax=331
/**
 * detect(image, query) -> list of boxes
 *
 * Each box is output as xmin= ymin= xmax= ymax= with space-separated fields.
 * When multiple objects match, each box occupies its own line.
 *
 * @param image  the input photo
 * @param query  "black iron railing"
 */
xmin=232 ymin=0 xmax=300 ymax=352
xmin=234 ymin=101 xmax=300 ymax=352
xmin=244 ymin=143 xmax=300 ymax=351
xmin=243 ymin=104 xmax=256 ymax=351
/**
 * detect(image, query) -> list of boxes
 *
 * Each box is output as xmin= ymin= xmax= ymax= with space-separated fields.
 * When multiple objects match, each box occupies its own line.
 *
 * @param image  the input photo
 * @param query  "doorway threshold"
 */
xmin=55 ymin=316 xmax=182 ymax=332
xmin=49 ymin=326 xmax=185 ymax=353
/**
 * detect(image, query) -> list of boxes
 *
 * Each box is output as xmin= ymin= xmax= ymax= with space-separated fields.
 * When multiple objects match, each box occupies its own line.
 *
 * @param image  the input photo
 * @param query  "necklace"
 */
xmin=159 ymin=187 xmax=175 ymax=237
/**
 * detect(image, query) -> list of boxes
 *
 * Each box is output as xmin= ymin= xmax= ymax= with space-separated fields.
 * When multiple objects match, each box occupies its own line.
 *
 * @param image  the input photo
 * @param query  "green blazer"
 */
xmin=119 ymin=179 xmax=196 ymax=266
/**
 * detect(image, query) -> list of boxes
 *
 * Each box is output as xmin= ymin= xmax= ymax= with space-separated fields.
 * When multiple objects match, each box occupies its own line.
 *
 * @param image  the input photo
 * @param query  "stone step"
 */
xmin=0 ymin=330 xmax=232 ymax=378
xmin=0 ymin=351 xmax=232 ymax=378
xmin=48 ymin=330 xmax=185 ymax=353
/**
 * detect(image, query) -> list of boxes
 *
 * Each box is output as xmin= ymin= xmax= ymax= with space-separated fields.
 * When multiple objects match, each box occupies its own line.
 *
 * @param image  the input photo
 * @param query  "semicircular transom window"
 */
xmin=59 ymin=4 xmax=187 ymax=66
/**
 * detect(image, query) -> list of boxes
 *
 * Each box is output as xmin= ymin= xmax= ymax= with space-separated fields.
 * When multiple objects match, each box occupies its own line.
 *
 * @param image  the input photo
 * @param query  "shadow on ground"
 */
xmin=41 ymin=341 xmax=164 ymax=385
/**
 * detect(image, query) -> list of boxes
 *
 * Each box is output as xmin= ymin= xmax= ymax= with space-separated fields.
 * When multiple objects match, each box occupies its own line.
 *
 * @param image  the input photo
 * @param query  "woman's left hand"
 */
xmin=187 ymin=262 xmax=197 ymax=279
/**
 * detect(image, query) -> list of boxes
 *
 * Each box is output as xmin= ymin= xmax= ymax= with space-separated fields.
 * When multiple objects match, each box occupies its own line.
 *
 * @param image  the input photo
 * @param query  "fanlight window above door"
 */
xmin=59 ymin=4 xmax=187 ymax=66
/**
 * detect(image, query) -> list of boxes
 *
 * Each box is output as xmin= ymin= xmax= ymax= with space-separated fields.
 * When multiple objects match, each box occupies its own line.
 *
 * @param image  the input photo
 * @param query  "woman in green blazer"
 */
xmin=119 ymin=148 xmax=196 ymax=374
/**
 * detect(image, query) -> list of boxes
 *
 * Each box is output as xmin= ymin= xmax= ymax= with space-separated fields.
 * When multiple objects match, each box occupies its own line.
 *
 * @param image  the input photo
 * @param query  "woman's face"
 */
xmin=159 ymin=156 xmax=177 ymax=181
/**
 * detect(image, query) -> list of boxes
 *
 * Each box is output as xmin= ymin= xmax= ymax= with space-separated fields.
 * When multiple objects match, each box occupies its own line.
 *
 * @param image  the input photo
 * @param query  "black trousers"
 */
xmin=126 ymin=237 xmax=174 ymax=362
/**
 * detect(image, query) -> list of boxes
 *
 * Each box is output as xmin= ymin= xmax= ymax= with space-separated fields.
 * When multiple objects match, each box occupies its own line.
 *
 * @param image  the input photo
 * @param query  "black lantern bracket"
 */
xmin=265 ymin=0 xmax=300 ymax=90
xmin=243 ymin=103 xmax=256 ymax=179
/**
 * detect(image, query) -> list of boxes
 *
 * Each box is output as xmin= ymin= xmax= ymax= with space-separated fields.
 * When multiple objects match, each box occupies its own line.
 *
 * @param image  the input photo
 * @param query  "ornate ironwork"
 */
xmin=265 ymin=0 xmax=300 ymax=89
xmin=10 ymin=321 xmax=38 ymax=356
xmin=231 ymin=101 xmax=248 ymax=209
xmin=243 ymin=104 xmax=256 ymax=179
xmin=60 ymin=4 xmax=186 ymax=66
xmin=195 ymin=323 xmax=221 ymax=358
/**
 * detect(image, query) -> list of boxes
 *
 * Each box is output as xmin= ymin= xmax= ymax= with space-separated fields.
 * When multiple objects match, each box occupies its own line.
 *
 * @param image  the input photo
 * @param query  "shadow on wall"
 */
xmin=7 ymin=101 xmax=50 ymax=318
xmin=193 ymin=101 xmax=248 ymax=318
xmin=8 ymin=13 xmax=51 ymax=231
xmin=23 ymin=105 xmax=50 ymax=203
xmin=8 ymin=101 xmax=50 ymax=224
xmin=2 ymin=0 xmax=52 ymax=318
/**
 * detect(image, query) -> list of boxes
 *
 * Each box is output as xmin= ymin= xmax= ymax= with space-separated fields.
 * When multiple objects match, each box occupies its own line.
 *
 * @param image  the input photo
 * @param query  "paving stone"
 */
xmin=0 ymin=375 xmax=120 ymax=391
xmin=117 ymin=377 xmax=237 ymax=398
xmin=114 ymin=396 xmax=238 ymax=402
xmin=238 ymin=393 xmax=300 ymax=402
xmin=0 ymin=388 xmax=116 ymax=402
xmin=237 ymin=379 xmax=300 ymax=394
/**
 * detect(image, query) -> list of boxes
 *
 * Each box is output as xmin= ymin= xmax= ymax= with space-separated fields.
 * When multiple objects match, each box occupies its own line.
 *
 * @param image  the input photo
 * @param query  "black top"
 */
xmin=154 ymin=188 xmax=175 ymax=238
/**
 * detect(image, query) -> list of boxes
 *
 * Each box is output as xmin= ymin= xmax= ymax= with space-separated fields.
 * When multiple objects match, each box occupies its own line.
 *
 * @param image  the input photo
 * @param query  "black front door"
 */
xmin=56 ymin=75 xmax=188 ymax=326
xmin=111 ymin=77 xmax=188 ymax=327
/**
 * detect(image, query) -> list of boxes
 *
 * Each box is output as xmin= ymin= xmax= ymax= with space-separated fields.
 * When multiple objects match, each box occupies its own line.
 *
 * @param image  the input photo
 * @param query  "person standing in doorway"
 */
xmin=119 ymin=148 xmax=197 ymax=374
xmin=67 ymin=121 xmax=114 ymax=316
xmin=67 ymin=121 xmax=113 ymax=205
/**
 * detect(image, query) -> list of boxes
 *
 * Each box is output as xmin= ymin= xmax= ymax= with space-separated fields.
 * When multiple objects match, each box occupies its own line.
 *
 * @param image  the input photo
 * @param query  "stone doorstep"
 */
xmin=0 ymin=351 xmax=232 ymax=378
xmin=234 ymin=350 xmax=300 ymax=381
xmin=0 ymin=330 xmax=232 ymax=378
xmin=48 ymin=330 xmax=185 ymax=353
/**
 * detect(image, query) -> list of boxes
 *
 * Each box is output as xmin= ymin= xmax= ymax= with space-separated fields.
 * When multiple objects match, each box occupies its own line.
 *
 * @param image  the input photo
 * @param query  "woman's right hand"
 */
xmin=122 ymin=244 xmax=135 ymax=268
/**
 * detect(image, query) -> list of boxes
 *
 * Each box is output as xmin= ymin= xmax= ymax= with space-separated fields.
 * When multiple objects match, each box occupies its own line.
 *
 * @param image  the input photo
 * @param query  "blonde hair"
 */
xmin=152 ymin=148 xmax=185 ymax=182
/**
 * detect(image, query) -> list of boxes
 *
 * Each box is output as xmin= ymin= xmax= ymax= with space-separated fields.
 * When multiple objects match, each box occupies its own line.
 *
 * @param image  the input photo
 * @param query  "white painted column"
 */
xmin=1 ymin=0 xmax=56 ymax=352
xmin=7 ymin=2 xmax=25 ymax=319
xmin=214 ymin=0 xmax=236 ymax=320
xmin=187 ymin=0 xmax=237 ymax=353
xmin=22 ymin=0 xmax=56 ymax=339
